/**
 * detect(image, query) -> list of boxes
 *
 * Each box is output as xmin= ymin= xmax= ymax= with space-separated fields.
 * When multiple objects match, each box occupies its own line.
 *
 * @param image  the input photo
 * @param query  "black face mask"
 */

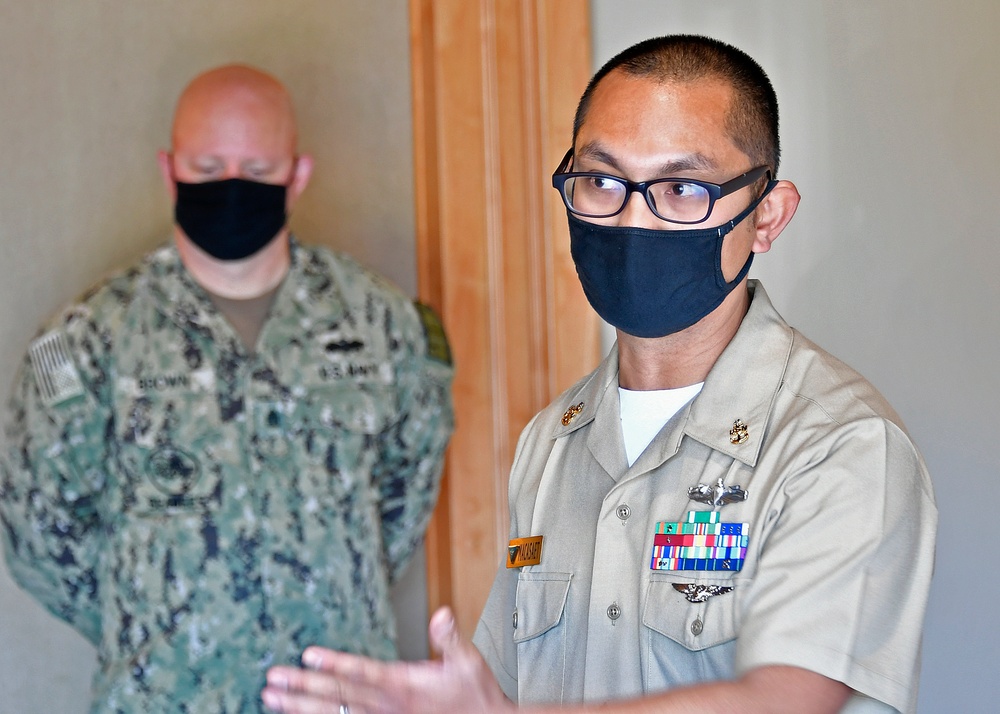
xmin=568 ymin=181 xmax=776 ymax=339
xmin=174 ymin=178 xmax=288 ymax=261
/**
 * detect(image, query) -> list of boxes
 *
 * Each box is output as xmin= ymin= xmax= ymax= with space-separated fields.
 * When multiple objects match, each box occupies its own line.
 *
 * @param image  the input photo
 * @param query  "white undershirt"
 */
xmin=619 ymin=383 xmax=704 ymax=466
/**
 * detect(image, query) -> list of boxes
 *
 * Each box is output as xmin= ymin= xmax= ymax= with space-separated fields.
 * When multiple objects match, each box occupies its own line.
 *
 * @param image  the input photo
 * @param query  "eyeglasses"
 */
xmin=551 ymin=149 xmax=771 ymax=225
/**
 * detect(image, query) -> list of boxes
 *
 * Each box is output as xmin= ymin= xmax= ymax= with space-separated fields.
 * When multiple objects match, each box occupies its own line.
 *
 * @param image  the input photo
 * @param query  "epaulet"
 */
xmin=28 ymin=330 xmax=86 ymax=406
xmin=413 ymin=301 xmax=452 ymax=366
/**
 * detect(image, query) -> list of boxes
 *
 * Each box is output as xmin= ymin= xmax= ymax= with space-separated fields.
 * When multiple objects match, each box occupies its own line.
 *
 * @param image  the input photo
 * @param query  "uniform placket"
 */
xmin=583 ymin=487 xmax=645 ymax=700
xmin=582 ymin=388 xmax=690 ymax=700
xmin=244 ymin=350 xmax=281 ymax=638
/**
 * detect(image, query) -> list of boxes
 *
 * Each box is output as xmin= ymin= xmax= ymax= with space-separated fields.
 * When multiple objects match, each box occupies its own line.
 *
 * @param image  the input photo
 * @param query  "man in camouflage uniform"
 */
xmin=0 ymin=65 xmax=454 ymax=713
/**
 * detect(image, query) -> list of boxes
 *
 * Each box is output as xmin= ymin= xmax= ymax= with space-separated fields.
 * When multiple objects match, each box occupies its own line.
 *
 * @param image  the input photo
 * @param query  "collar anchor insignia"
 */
xmin=688 ymin=477 xmax=748 ymax=508
xmin=729 ymin=418 xmax=749 ymax=445
xmin=561 ymin=401 xmax=584 ymax=426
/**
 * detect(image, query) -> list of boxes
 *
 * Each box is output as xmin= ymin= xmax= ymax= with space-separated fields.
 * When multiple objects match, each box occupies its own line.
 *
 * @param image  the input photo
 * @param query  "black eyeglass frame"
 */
xmin=551 ymin=148 xmax=772 ymax=225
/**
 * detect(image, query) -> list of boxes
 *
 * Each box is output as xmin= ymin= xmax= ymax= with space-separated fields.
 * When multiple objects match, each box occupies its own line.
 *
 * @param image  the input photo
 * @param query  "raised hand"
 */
xmin=262 ymin=607 xmax=513 ymax=714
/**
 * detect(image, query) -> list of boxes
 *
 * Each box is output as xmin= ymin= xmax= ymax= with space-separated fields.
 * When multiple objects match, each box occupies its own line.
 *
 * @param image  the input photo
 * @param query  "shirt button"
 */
xmin=691 ymin=617 xmax=704 ymax=636
xmin=616 ymin=504 xmax=631 ymax=522
xmin=607 ymin=602 xmax=621 ymax=622
xmin=512 ymin=610 xmax=518 ymax=630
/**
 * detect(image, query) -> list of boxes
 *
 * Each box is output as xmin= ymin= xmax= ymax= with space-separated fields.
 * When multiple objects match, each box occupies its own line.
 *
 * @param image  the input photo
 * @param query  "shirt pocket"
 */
xmin=112 ymin=375 xmax=224 ymax=517
xmin=258 ymin=382 xmax=398 ymax=501
xmin=642 ymin=571 xmax=744 ymax=688
xmin=255 ymin=380 xmax=401 ymax=593
xmin=513 ymin=571 xmax=572 ymax=704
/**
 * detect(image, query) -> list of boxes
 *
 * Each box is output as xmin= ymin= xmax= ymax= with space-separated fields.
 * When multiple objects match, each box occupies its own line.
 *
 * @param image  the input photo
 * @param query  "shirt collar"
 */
xmin=147 ymin=236 xmax=316 ymax=346
xmin=684 ymin=280 xmax=791 ymax=466
xmin=549 ymin=346 xmax=619 ymax=439
xmin=549 ymin=280 xmax=791 ymax=469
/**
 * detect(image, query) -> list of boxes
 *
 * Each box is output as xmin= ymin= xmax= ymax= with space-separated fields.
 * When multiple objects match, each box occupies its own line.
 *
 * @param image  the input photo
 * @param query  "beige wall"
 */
xmin=0 ymin=2 xmax=425 ymax=711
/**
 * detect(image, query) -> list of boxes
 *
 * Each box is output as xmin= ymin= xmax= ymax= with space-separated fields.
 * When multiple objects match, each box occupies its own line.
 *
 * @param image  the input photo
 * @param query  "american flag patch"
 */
xmin=28 ymin=331 xmax=85 ymax=406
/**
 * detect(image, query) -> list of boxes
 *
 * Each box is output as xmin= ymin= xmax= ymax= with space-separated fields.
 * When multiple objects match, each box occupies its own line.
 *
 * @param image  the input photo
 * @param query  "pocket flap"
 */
xmin=642 ymin=573 xmax=740 ymax=651
xmin=513 ymin=572 xmax=572 ymax=643
xmin=304 ymin=384 xmax=396 ymax=434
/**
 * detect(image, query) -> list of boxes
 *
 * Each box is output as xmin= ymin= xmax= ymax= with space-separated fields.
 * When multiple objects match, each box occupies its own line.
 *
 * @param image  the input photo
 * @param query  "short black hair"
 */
xmin=573 ymin=35 xmax=781 ymax=174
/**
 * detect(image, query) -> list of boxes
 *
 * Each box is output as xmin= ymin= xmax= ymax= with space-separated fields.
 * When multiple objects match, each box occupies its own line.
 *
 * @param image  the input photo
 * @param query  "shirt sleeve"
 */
xmin=371 ymin=300 xmax=454 ymax=583
xmin=471 ymin=412 xmax=549 ymax=702
xmin=734 ymin=416 xmax=937 ymax=714
xmin=473 ymin=556 xmax=520 ymax=701
xmin=0 ymin=321 xmax=110 ymax=646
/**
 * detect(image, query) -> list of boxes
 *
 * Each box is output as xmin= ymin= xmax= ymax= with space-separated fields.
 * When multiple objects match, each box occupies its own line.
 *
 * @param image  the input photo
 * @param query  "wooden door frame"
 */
xmin=409 ymin=0 xmax=598 ymax=636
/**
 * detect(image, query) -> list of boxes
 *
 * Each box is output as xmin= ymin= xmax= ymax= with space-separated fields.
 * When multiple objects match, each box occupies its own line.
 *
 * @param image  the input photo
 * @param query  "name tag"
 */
xmin=507 ymin=536 xmax=543 ymax=568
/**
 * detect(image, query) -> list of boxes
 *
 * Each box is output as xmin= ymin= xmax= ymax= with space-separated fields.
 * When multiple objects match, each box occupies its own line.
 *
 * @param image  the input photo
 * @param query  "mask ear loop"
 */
xmin=714 ymin=179 xmax=778 ymax=289
xmin=715 ymin=178 xmax=779 ymax=238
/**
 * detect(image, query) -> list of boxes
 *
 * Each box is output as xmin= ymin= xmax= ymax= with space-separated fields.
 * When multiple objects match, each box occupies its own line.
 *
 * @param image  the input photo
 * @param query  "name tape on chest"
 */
xmin=650 ymin=511 xmax=748 ymax=572
xmin=507 ymin=536 xmax=543 ymax=568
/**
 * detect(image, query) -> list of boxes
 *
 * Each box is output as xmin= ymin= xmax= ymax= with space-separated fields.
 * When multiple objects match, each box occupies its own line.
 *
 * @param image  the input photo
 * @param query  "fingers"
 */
xmin=428 ymin=606 xmax=481 ymax=671
xmin=263 ymin=690 xmax=375 ymax=714
xmin=261 ymin=685 xmax=335 ymax=714
xmin=261 ymin=619 xmax=508 ymax=714
xmin=304 ymin=646 xmax=404 ymax=689
xmin=428 ymin=606 xmax=460 ymax=657
xmin=300 ymin=646 xmax=338 ymax=672
xmin=426 ymin=607 xmax=512 ymax=713
xmin=263 ymin=656 xmax=404 ymax=714
xmin=262 ymin=666 xmax=348 ymax=713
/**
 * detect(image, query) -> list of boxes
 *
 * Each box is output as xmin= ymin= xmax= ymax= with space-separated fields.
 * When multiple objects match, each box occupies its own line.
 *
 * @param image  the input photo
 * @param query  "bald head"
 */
xmin=168 ymin=64 xmax=300 ymax=185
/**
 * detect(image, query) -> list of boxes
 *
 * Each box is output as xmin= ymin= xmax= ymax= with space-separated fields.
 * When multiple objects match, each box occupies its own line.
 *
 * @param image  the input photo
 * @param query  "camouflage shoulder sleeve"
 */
xmin=0 ymin=304 xmax=114 ymax=646
xmin=374 ymin=296 xmax=455 ymax=582
xmin=312 ymin=246 xmax=455 ymax=580
xmin=412 ymin=301 xmax=452 ymax=368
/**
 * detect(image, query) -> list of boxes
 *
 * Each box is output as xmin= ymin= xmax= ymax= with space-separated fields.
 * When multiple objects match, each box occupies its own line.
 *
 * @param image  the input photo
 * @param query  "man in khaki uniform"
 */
xmin=0 ymin=65 xmax=453 ymax=713
xmin=261 ymin=35 xmax=935 ymax=714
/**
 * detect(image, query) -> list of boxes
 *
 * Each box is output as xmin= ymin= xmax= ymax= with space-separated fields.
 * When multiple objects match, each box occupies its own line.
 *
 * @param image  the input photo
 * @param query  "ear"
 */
xmin=157 ymin=149 xmax=177 ymax=202
xmin=751 ymin=180 xmax=800 ymax=254
xmin=286 ymin=153 xmax=314 ymax=211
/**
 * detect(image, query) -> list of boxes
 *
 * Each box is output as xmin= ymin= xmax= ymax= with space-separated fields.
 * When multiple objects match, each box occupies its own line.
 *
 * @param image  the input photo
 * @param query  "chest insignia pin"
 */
xmin=688 ymin=477 xmax=748 ymax=508
xmin=672 ymin=583 xmax=735 ymax=603
xmin=561 ymin=401 xmax=584 ymax=426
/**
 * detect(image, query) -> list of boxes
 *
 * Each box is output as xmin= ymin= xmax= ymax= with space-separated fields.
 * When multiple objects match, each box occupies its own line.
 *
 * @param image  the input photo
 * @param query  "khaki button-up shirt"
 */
xmin=473 ymin=281 xmax=935 ymax=714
